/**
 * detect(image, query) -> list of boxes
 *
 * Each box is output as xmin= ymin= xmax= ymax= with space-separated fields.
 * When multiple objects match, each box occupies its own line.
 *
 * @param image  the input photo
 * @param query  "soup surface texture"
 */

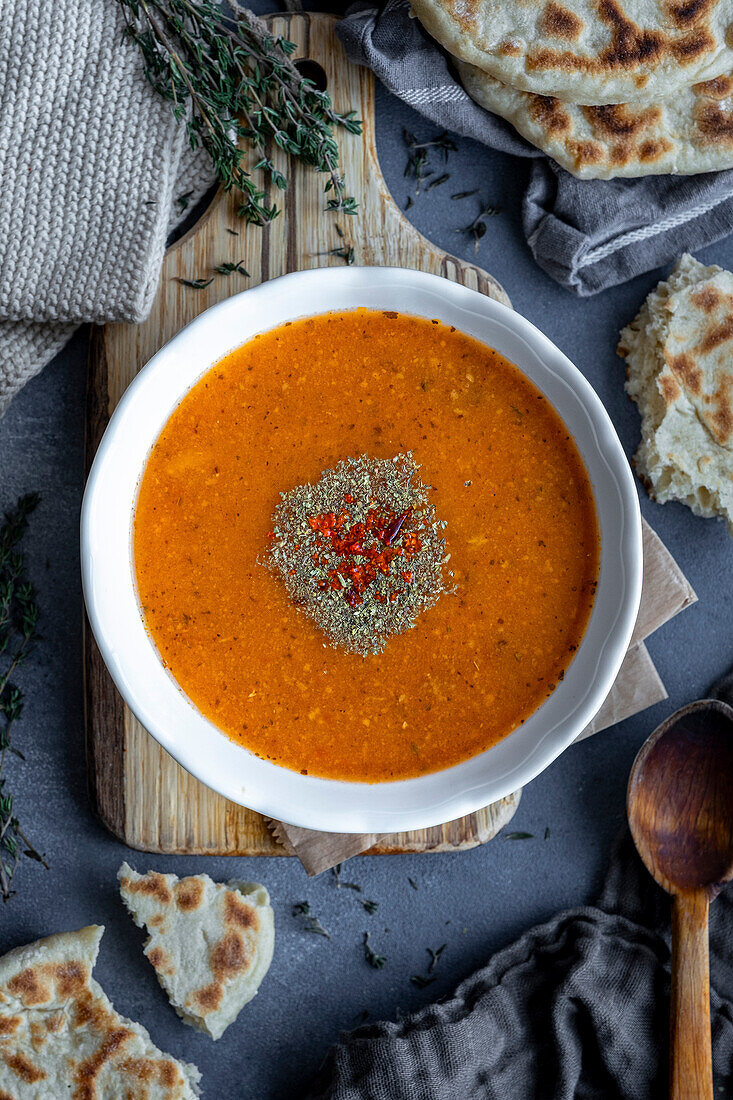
xmin=134 ymin=310 xmax=599 ymax=782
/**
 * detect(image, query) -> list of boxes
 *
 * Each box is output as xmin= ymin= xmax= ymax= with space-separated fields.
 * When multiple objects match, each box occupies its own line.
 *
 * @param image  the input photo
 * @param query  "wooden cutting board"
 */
xmin=84 ymin=12 xmax=521 ymax=856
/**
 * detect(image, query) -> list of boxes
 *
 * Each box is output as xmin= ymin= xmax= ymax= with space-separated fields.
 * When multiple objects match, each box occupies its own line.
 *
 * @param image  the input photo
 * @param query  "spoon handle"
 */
xmin=670 ymin=892 xmax=713 ymax=1100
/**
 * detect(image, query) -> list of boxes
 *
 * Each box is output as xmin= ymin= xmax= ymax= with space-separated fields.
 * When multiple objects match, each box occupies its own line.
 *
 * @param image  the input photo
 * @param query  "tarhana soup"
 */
xmin=134 ymin=310 xmax=600 ymax=782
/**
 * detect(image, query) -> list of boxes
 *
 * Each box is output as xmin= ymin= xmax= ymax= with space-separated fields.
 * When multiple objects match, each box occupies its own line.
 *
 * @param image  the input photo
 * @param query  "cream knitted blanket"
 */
xmin=0 ymin=0 xmax=214 ymax=414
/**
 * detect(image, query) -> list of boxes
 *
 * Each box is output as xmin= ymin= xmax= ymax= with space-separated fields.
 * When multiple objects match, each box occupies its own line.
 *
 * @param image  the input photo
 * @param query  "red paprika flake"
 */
xmin=265 ymin=453 xmax=450 ymax=655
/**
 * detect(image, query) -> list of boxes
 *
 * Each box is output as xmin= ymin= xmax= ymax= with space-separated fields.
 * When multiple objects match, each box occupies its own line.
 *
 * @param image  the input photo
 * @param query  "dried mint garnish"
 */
xmin=266 ymin=453 xmax=449 ymax=656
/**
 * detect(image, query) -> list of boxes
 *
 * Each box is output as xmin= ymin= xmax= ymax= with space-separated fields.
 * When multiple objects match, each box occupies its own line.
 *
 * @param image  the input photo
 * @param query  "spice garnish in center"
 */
xmin=266 ymin=453 xmax=449 ymax=655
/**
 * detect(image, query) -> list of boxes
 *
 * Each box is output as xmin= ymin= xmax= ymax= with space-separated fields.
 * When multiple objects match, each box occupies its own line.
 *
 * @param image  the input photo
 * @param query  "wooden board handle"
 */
xmin=670 ymin=891 xmax=713 ymax=1100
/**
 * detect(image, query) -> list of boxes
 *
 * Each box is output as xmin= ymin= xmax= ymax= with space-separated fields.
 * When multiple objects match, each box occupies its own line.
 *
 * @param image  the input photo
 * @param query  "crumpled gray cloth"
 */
xmin=304 ymin=676 xmax=733 ymax=1099
xmin=337 ymin=0 xmax=733 ymax=297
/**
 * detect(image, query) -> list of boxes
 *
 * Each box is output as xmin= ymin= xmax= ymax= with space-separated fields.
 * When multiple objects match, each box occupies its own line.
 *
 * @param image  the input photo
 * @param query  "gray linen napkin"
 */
xmin=0 ymin=0 xmax=214 ymax=414
xmin=304 ymin=675 xmax=733 ymax=1099
xmin=337 ymin=0 xmax=733 ymax=297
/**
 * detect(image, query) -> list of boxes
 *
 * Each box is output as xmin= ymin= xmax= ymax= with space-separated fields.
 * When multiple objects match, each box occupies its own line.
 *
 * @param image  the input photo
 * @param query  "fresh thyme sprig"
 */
xmin=118 ymin=0 xmax=361 ymax=225
xmin=0 ymin=494 xmax=46 ymax=902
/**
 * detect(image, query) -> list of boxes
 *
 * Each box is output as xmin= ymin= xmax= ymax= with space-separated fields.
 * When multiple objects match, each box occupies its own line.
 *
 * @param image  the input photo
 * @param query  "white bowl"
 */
xmin=81 ymin=267 xmax=642 ymax=834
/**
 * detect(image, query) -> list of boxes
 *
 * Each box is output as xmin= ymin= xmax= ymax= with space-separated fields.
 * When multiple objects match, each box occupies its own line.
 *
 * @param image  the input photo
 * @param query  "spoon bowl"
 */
xmin=628 ymin=699 xmax=733 ymax=898
xmin=628 ymin=698 xmax=733 ymax=1100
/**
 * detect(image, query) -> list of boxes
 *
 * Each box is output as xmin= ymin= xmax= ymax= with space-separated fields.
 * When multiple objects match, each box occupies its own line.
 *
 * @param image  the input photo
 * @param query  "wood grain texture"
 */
xmin=627 ymin=699 xmax=733 ymax=1100
xmin=670 ymin=892 xmax=712 ymax=1100
xmin=84 ymin=13 xmax=519 ymax=855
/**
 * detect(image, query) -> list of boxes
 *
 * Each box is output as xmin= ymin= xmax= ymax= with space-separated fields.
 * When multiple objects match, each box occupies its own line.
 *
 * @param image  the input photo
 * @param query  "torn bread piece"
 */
xmin=118 ymin=864 xmax=274 ymax=1040
xmin=0 ymin=925 xmax=200 ymax=1099
xmin=619 ymin=253 xmax=733 ymax=534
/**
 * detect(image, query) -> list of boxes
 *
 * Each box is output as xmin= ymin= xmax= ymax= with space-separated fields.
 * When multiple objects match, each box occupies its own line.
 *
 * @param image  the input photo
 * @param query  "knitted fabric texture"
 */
xmin=0 ymin=0 xmax=214 ymax=413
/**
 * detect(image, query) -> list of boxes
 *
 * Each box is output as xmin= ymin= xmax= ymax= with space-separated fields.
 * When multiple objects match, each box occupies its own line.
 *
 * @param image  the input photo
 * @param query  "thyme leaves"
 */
xmin=403 ymin=128 xmax=456 ymax=199
xmin=410 ymin=973 xmax=435 ymax=989
xmin=364 ymin=931 xmax=387 ymax=969
xmin=213 ymin=260 xmax=250 ymax=277
xmin=427 ymin=943 xmax=447 ymax=973
xmin=118 ymin=0 xmax=361 ymax=225
xmin=401 ymin=129 xmax=500 ymax=251
xmin=0 ymin=495 xmax=46 ymax=902
xmin=410 ymin=943 xmax=447 ymax=988
xmin=292 ymin=901 xmax=331 ymax=939
xmin=456 ymin=198 xmax=502 ymax=254
xmin=175 ymin=276 xmax=214 ymax=289
xmin=332 ymin=863 xmax=362 ymax=892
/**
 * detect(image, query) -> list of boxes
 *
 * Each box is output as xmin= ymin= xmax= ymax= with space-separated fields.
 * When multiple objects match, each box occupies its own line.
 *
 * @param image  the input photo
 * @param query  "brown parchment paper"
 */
xmin=269 ymin=518 xmax=696 ymax=874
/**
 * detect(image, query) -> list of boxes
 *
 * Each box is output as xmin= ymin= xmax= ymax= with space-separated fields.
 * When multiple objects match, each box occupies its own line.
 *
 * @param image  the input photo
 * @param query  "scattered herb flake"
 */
xmin=403 ymin=129 xmax=457 ymax=198
xmin=226 ymin=228 xmax=239 ymax=236
xmin=332 ymin=864 xmax=362 ymax=892
xmin=408 ymin=877 xmax=418 ymax=891
xmin=214 ymin=260 xmax=250 ymax=277
xmin=364 ymin=931 xmax=387 ymax=969
xmin=410 ymin=974 xmax=435 ymax=989
xmin=175 ymin=276 xmax=214 ymax=289
xmin=362 ymin=899 xmax=379 ymax=915
xmin=544 ymin=827 xmax=550 ymax=840
xmin=427 ymin=944 xmax=447 ymax=973
xmin=451 ymin=189 xmax=479 ymax=200
xmin=456 ymin=198 xmax=501 ymax=253
xmin=317 ymin=246 xmax=355 ymax=265
xmin=176 ymin=189 xmax=194 ymax=212
xmin=292 ymin=901 xmax=331 ymax=938
xmin=504 ymin=831 xmax=534 ymax=840
xmin=425 ymin=173 xmax=450 ymax=192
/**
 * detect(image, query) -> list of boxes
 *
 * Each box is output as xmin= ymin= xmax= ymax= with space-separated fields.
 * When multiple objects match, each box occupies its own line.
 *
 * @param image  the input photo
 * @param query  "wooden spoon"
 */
xmin=627 ymin=699 xmax=733 ymax=1100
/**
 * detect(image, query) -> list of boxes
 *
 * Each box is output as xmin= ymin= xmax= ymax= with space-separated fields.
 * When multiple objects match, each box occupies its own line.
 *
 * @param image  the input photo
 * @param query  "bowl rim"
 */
xmin=81 ymin=266 xmax=643 ymax=833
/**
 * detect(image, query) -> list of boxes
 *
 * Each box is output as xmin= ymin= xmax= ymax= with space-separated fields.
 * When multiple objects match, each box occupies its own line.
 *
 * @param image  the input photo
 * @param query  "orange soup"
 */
xmin=134 ymin=310 xmax=600 ymax=782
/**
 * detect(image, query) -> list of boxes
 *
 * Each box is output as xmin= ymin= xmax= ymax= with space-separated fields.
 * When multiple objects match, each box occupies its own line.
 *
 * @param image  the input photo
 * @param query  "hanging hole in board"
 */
xmin=167 ymin=182 xmax=220 ymax=251
xmin=294 ymin=59 xmax=328 ymax=92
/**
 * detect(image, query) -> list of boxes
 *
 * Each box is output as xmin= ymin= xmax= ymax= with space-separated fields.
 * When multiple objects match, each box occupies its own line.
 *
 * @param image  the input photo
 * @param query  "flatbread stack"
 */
xmin=118 ymin=864 xmax=275 ymax=1040
xmin=0 ymin=925 xmax=201 ymax=1099
xmin=409 ymin=0 xmax=733 ymax=178
xmin=619 ymin=253 xmax=733 ymax=532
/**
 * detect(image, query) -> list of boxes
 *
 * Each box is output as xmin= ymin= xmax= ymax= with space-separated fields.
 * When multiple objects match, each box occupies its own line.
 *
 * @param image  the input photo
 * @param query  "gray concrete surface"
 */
xmin=0 ymin=22 xmax=731 ymax=1099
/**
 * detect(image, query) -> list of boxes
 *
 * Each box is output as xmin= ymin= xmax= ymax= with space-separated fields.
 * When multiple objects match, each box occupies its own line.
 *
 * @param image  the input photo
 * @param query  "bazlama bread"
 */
xmin=0 ymin=925 xmax=201 ymax=1099
xmin=410 ymin=0 xmax=733 ymax=105
xmin=118 ymin=864 xmax=274 ymax=1040
xmin=456 ymin=61 xmax=733 ymax=179
xmin=618 ymin=253 xmax=733 ymax=533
